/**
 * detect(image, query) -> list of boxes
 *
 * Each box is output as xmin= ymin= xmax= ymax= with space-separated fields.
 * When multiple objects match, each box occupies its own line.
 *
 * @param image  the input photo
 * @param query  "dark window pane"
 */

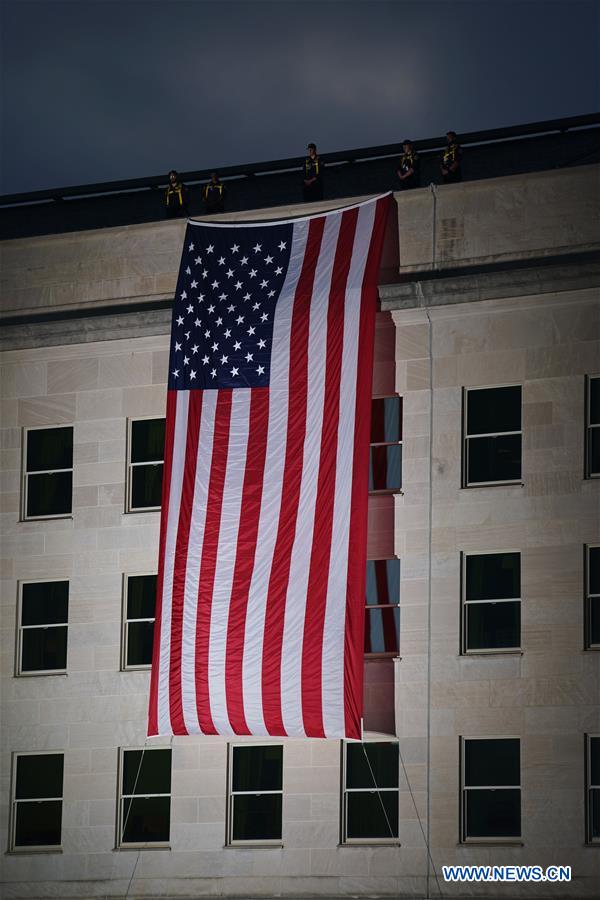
xmin=122 ymin=749 xmax=171 ymax=796
xmin=589 ymin=548 xmax=600 ymax=596
xmin=590 ymin=597 xmax=600 ymax=647
xmin=127 ymin=621 xmax=155 ymax=667
xmin=466 ymin=554 xmax=520 ymax=602
xmin=22 ymin=581 xmax=69 ymax=626
xmin=589 ymin=429 xmax=600 ymax=476
xmin=22 ymin=626 xmax=68 ymax=672
xmin=347 ymin=743 xmax=398 ymax=790
xmin=127 ymin=575 xmax=157 ymax=619
xmin=590 ymin=378 xmax=600 ymax=426
xmin=15 ymin=800 xmax=62 ymax=846
xmin=591 ymin=789 xmax=600 ymax=840
xmin=467 ymin=435 xmax=521 ymax=484
xmin=466 ymin=789 xmax=520 ymax=838
xmin=467 ymin=386 xmax=521 ymax=435
xmin=366 ymin=559 xmax=400 ymax=606
xmin=232 ymin=794 xmax=282 ymax=841
xmin=121 ymin=797 xmax=170 ymax=843
xmin=465 ymin=739 xmax=519 ymax=787
xmin=590 ymin=738 xmax=600 ymax=786
xmin=131 ymin=419 xmax=165 ymax=464
xmin=27 ymin=427 xmax=73 ymax=473
xmin=371 ymin=397 xmax=402 ymax=444
xmin=369 ymin=444 xmax=402 ymax=491
xmin=16 ymin=754 xmax=63 ymax=799
xmin=347 ymin=791 xmax=398 ymax=839
xmin=365 ymin=607 xmax=399 ymax=654
xmin=131 ymin=464 xmax=163 ymax=509
xmin=466 ymin=602 xmax=520 ymax=651
xmin=232 ymin=746 xmax=282 ymax=792
xmin=27 ymin=471 xmax=72 ymax=517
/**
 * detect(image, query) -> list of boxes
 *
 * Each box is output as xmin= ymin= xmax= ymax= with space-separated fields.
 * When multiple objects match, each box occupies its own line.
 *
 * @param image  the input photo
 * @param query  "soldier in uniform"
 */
xmin=440 ymin=131 xmax=463 ymax=184
xmin=396 ymin=139 xmax=420 ymax=190
xmin=165 ymin=170 xmax=189 ymax=217
xmin=203 ymin=172 xmax=226 ymax=214
xmin=303 ymin=143 xmax=324 ymax=202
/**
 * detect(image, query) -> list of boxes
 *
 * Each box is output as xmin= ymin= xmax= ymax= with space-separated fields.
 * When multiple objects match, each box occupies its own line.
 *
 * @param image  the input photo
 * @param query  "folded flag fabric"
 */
xmin=148 ymin=193 xmax=391 ymax=739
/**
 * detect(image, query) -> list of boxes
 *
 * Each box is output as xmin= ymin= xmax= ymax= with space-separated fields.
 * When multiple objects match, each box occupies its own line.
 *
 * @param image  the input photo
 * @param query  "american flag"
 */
xmin=148 ymin=193 xmax=391 ymax=740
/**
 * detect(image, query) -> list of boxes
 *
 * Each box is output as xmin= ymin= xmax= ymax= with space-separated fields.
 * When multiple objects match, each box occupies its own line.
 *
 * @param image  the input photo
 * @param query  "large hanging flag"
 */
xmin=148 ymin=193 xmax=391 ymax=740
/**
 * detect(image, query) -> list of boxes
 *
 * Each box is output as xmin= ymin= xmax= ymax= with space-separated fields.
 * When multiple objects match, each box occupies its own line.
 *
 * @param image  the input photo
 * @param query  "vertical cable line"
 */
xmin=359 ymin=743 xmax=396 ymax=839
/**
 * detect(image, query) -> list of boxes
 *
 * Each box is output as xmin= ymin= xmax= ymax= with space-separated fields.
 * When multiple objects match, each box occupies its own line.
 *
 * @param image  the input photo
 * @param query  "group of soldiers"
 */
xmin=165 ymin=132 xmax=462 ymax=217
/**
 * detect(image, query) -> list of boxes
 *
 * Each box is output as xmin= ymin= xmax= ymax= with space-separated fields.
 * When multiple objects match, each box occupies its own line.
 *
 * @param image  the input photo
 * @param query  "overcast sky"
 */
xmin=1 ymin=0 xmax=598 ymax=195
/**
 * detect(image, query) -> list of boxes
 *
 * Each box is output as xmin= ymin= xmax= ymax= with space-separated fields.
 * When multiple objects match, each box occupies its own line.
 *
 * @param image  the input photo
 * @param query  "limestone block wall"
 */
xmin=393 ymin=286 xmax=600 ymax=897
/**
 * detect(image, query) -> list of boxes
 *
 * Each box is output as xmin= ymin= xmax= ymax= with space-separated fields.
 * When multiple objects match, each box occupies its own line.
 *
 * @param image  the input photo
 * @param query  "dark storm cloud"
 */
xmin=1 ymin=0 xmax=598 ymax=194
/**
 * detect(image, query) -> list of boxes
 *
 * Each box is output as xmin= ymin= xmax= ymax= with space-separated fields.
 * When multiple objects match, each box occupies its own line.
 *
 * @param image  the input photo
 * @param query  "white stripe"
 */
xmin=180 ymin=392 xmax=217 ymax=734
xmin=321 ymin=201 xmax=376 ymax=738
xmin=157 ymin=391 xmax=189 ymax=735
xmin=279 ymin=211 xmax=342 ymax=737
xmin=207 ymin=389 xmax=252 ymax=734
xmin=241 ymin=219 xmax=310 ymax=734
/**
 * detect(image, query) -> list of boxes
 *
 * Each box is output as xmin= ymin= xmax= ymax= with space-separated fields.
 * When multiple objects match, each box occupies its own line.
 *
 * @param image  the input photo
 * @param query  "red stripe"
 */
xmin=167 ymin=391 xmax=203 ymax=735
xmin=224 ymin=388 xmax=269 ymax=734
xmin=260 ymin=217 xmax=326 ymax=736
xmin=344 ymin=195 xmax=392 ymax=739
xmin=195 ymin=390 xmax=233 ymax=734
xmin=147 ymin=389 xmax=178 ymax=736
xmin=301 ymin=207 xmax=359 ymax=738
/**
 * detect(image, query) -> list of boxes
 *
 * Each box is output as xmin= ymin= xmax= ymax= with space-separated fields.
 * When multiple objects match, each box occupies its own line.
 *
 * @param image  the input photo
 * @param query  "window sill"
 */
xmin=339 ymin=840 xmax=401 ymax=847
xmin=459 ymin=840 xmax=523 ymax=846
xmin=462 ymin=482 xmax=524 ymax=490
xmin=121 ymin=666 xmax=152 ymax=672
xmin=225 ymin=842 xmax=283 ymax=849
xmin=368 ymin=489 xmax=403 ymax=496
xmin=124 ymin=507 xmax=161 ymax=515
xmin=461 ymin=650 xmax=523 ymax=657
xmin=19 ymin=515 xmax=73 ymax=523
xmin=114 ymin=844 xmax=171 ymax=851
xmin=16 ymin=670 xmax=68 ymax=678
xmin=7 ymin=846 xmax=63 ymax=855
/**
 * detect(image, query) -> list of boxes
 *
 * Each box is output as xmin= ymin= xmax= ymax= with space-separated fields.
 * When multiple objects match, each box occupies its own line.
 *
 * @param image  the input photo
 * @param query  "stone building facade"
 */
xmin=0 ymin=161 xmax=599 ymax=898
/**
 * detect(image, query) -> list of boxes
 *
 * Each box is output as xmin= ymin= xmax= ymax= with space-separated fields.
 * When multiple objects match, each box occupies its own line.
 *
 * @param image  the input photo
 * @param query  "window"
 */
xmin=463 ymin=386 xmax=521 ymax=486
xmin=10 ymin=752 xmax=64 ymax=850
xmin=586 ymin=376 xmax=600 ymax=478
xmin=17 ymin=580 xmax=69 ymax=675
xmin=585 ymin=546 xmax=600 ymax=650
xmin=586 ymin=735 xmax=600 ymax=843
xmin=228 ymin=745 xmax=283 ymax=844
xmin=365 ymin=559 xmax=400 ymax=655
xmin=461 ymin=737 xmax=521 ymax=841
xmin=22 ymin=426 xmax=73 ymax=519
xmin=462 ymin=553 xmax=520 ymax=653
xmin=342 ymin=742 xmax=399 ymax=842
xmin=127 ymin=418 xmax=165 ymax=512
xmin=117 ymin=747 xmax=171 ymax=847
xmin=122 ymin=574 xmax=157 ymax=669
xmin=369 ymin=396 xmax=402 ymax=492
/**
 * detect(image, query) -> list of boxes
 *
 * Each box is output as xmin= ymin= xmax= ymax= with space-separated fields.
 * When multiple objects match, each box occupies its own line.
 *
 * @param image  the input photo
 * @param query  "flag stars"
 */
xmin=257 ymin=365 xmax=265 ymax=375
xmin=202 ymin=355 xmax=210 ymax=365
xmin=183 ymin=356 xmax=190 ymax=365
xmin=188 ymin=242 xmax=195 ymax=251
xmin=180 ymin=290 xmax=188 ymax=300
xmin=252 ymin=302 xmax=260 ymax=311
xmin=204 ymin=329 xmax=211 ymax=338
xmin=268 ymin=290 xmax=276 ymax=298
xmin=235 ymin=281 xmax=243 ymax=290
xmin=190 ymin=370 xmax=197 ymax=380
xmin=194 ymin=256 xmax=202 ymax=265
xmin=264 ymin=255 xmax=273 ymax=264
xmin=210 ymin=368 xmax=217 ymax=378
xmin=261 ymin=313 xmax=269 ymax=322
xmin=275 ymin=266 xmax=283 ymax=275
xmin=216 ymin=317 xmax=223 ymax=326
xmin=220 ymin=355 xmax=229 ymax=365
xmin=224 ymin=329 xmax=232 ymax=339
xmin=191 ymin=344 xmax=199 ymax=354
xmin=230 ymin=243 xmax=240 ymax=253
xmin=206 ymin=244 xmax=214 ymax=253
xmin=227 ymin=304 xmax=236 ymax=313
xmin=198 ymin=293 xmax=205 ymax=302
xmin=208 ymin=305 xmax=215 ymax=314
xmin=211 ymin=342 xmax=219 ymax=352
xmin=249 ymin=269 xmax=257 ymax=278
xmin=240 ymin=256 xmax=248 ymax=265
xmin=218 ymin=293 xmax=228 ymax=301
xmin=218 ymin=256 xmax=226 ymax=265
xmin=202 ymin=269 xmax=208 ymax=279
xmin=260 ymin=279 xmax=268 ymax=288
xmin=185 ymin=266 xmax=191 ymax=275
xmin=243 ymin=292 xmax=251 ymax=301
xmin=245 ymin=352 xmax=254 ymax=362
xmin=175 ymin=341 xmax=182 ymax=351
xmin=257 ymin=338 xmax=266 ymax=349
xmin=278 ymin=240 xmax=287 ymax=251
xmin=236 ymin=315 xmax=245 ymax=325
xmin=233 ymin=340 xmax=241 ymax=351
xmin=230 ymin=367 xmax=239 ymax=377
xmin=247 ymin=326 xmax=256 ymax=336
xmin=176 ymin=316 xmax=184 ymax=326
xmin=194 ymin=318 xmax=201 ymax=327
xmin=172 ymin=369 xmax=179 ymax=378
xmin=186 ymin=304 xmax=194 ymax=314
xmin=190 ymin=280 xmax=198 ymax=289
xmin=185 ymin=331 xmax=190 ymax=339
xmin=211 ymin=280 xmax=219 ymax=289
xmin=226 ymin=268 xmax=234 ymax=278
xmin=253 ymin=243 xmax=262 ymax=253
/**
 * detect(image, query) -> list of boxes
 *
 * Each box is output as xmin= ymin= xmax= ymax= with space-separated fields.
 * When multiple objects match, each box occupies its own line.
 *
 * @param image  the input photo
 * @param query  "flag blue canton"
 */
xmin=168 ymin=221 xmax=294 ymax=390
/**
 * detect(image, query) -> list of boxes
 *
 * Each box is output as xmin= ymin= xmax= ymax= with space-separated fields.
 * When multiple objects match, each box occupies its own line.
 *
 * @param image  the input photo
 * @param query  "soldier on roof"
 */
xmin=440 ymin=131 xmax=463 ymax=184
xmin=303 ymin=143 xmax=324 ymax=202
xmin=165 ymin=170 xmax=189 ymax=217
xmin=397 ymin=139 xmax=420 ymax=190
xmin=203 ymin=172 xmax=226 ymax=214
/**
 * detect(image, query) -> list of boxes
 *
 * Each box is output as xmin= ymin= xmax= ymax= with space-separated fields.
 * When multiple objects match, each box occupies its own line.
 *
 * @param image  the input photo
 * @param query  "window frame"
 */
xmin=462 ymin=384 xmax=522 ymax=488
xmin=364 ymin=557 xmax=400 ymax=658
xmin=585 ymin=545 xmax=600 ymax=651
xmin=21 ymin=424 xmax=74 ymax=521
xmin=585 ymin=733 xmax=600 ymax=844
xmin=121 ymin=572 xmax=157 ymax=671
xmin=15 ymin=579 xmax=69 ymax=677
xmin=9 ymin=750 xmax=64 ymax=853
xmin=461 ymin=551 xmax=521 ymax=655
xmin=226 ymin=742 xmax=284 ymax=847
xmin=116 ymin=746 xmax=172 ymax=849
xmin=126 ymin=416 xmax=165 ymax=514
xmin=369 ymin=394 xmax=402 ymax=495
xmin=585 ymin=374 xmax=599 ymax=479
xmin=341 ymin=740 xmax=400 ymax=845
xmin=460 ymin=736 xmax=521 ymax=843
